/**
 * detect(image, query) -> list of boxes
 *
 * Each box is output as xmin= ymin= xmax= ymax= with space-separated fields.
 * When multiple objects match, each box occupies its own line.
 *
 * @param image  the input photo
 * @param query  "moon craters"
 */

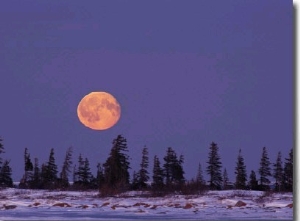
xmin=77 ymin=92 xmax=121 ymax=130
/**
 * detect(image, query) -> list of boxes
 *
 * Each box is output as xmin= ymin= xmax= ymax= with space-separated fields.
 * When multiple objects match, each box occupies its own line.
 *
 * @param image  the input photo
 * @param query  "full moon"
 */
xmin=77 ymin=92 xmax=121 ymax=130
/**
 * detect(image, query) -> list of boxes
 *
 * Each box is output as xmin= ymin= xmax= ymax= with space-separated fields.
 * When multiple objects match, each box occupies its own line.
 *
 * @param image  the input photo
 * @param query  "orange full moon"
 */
xmin=77 ymin=92 xmax=121 ymax=130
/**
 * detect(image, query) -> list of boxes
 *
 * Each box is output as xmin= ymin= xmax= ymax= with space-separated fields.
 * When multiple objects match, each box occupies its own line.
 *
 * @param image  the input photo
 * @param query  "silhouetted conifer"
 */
xmin=19 ymin=148 xmax=33 ymax=188
xmin=152 ymin=155 xmax=164 ymax=190
xmin=103 ymin=135 xmax=131 ymax=192
xmin=0 ymin=138 xmax=12 ymax=188
xmin=47 ymin=148 xmax=58 ymax=181
xmin=60 ymin=147 xmax=73 ymax=188
xmin=163 ymin=147 xmax=185 ymax=187
xmin=41 ymin=148 xmax=58 ymax=189
xmin=283 ymin=148 xmax=293 ymax=192
xmin=73 ymin=164 xmax=77 ymax=183
xmin=196 ymin=163 xmax=205 ymax=186
xmin=248 ymin=170 xmax=258 ymax=190
xmin=174 ymin=154 xmax=185 ymax=185
xmin=136 ymin=146 xmax=149 ymax=190
xmin=258 ymin=147 xmax=271 ymax=190
xmin=223 ymin=168 xmax=229 ymax=190
xmin=131 ymin=171 xmax=139 ymax=190
xmin=163 ymin=147 xmax=176 ymax=186
xmin=273 ymin=151 xmax=284 ymax=192
xmin=82 ymin=158 xmax=93 ymax=185
xmin=31 ymin=158 xmax=41 ymax=189
xmin=74 ymin=154 xmax=84 ymax=186
xmin=235 ymin=149 xmax=247 ymax=189
xmin=0 ymin=136 xmax=5 ymax=166
xmin=206 ymin=142 xmax=223 ymax=190
xmin=96 ymin=163 xmax=104 ymax=188
xmin=0 ymin=160 xmax=13 ymax=187
xmin=40 ymin=163 xmax=48 ymax=188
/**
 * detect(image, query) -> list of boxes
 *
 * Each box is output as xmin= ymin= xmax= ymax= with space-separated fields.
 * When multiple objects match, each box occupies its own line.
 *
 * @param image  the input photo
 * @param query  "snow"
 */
xmin=0 ymin=188 xmax=293 ymax=220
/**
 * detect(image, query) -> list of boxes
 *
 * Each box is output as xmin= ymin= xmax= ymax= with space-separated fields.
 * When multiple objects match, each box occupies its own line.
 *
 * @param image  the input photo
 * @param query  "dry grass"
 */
xmin=229 ymin=190 xmax=253 ymax=198
xmin=254 ymin=190 xmax=274 ymax=204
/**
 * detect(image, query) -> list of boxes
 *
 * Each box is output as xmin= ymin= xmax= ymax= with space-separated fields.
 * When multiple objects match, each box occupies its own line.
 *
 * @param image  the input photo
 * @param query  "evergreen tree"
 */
xmin=40 ymin=163 xmax=48 ymax=188
xmin=152 ymin=155 xmax=164 ymax=190
xmin=42 ymin=148 xmax=58 ymax=188
xmin=235 ymin=149 xmax=247 ymax=189
xmin=163 ymin=147 xmax=177 ymax=186
xmin=82 ymin=158 xmax=93 ymax=185
xmin=96 ymin=163 xmax=104 ymax=188
xmin=103 ymin=135 xmax=131 ymax=191
xmin=206 ymin=142 xmax=223 ymax=190
xmin=0 ymin=160 xmax=13 ymax=187
xmin=73 ymin=164 xmax=77 ymax=183
xmin=73 ymin=154 xmax=93 ymax=189
xmin=283 ymin=148 xmax=293 ymax=192
xmin=163 ymin=147 xmax=185 ymax=186
xmin=258 ymin=147 xmax=271 ymax=190
xmin=75 ymin=154 xmax=84 ymax=184
xmin=174 ymin=154 xmax=185 ymax=185
xmin=0 ymin=138 xmax=12 ymax=188
xmin=0 ymin=136 xmax=5 ymax=166
xmin=31 ymin=158 xmax=41 ymax=189
xmin=248 ymin=170 xmax=258 ymax=190
xmin=24 ymin=148 xmax=33 ymax=172
xmin=60 ymin=147 xmax=73 ymax=188
xmin=223 ymin=168 xmax=229 ymax=190
xmin=131 ymin=171 xmax=139 ymax=190
xmin=20 ymin=148 xmax=33 ymax=188
xmin=47 ymin=148 xmax=58 ymax=182
xmin=196 ymin=163 xmax=205 ymax=186
xmin=26 ymin=153 xmax=34 ymax=182
xmin=273 ymin=151 xmax=284 ymax=192
xmin=136 ymin=146 xmax=149 ymax=190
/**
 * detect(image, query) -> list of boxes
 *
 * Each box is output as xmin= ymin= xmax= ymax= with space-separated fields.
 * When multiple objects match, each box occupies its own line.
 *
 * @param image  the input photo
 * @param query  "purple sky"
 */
xmin=0 ymin=1 xmax=292 ymax=182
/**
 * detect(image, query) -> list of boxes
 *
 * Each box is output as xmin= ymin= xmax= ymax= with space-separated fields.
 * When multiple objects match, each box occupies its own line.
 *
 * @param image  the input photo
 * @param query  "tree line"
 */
xmin=0 ymin=135 xmax=293 ymax=195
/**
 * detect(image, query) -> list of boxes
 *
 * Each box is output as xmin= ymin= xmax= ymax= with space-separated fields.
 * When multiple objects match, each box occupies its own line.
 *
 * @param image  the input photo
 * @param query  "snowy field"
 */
xmin=0 ymin=188 xmax=293 ymax=220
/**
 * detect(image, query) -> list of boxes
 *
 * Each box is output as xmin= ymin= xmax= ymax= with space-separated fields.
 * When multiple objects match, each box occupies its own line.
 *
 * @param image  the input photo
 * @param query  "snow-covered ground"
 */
xmin=0 ymin=188 xmax=293 ymax=220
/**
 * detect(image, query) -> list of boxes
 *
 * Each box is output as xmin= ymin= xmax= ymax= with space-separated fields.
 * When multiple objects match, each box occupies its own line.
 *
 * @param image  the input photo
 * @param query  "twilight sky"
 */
xmin=0 ymin=0 xmax=292 ymax=182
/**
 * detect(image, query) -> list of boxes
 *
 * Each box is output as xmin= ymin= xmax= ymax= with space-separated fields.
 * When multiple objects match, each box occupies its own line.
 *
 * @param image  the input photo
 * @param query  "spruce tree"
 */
xmin=258 ymin=147 xmax=271 ymax=190
xmin=40 ymin=163 xmax=48 ymax=188
xmin=75 ymin=154 xmax=84 ymax=184
xmin=136 ymin=146 xmax=149 ymax=190
xmin=96 ymin=163 xmax=104 ymax=188
xmin=235 ymin=149 xmax=247 ymax=189
xmin=24 ymin=148 xmax=33 ymax=172
xmin=206 ymin=142 xmax=223 ymax=190
xmin=273 ymin=151 xmax=284 ymax=192
xmin=82 ymin=158 xmax=93 ymax=186
xmin=0 ymin=160 xmax=13 ymax=187
xmin=131 ymin=171 xmax=139 ymax=190
xmin=174 ymin=154 xmax=185 ymax=185
xmin=163 ymin=147 xmax=185 ymax=186
xmin=103 ymin=135 xmax=131 ymax=191
xmin=60 ymin=147 xmax=73 ymax=188
xmin=248 ymin=170 xmax=258 ymax=190
xmin=223 ymin=168 xmax=229 ymax=190
xmin=20 ymin=148 xmax=33 ymax=188
xmin=283 ymin=148 xmax=293 ymax=192
xmin=0 ymin=136 xmax=5 ymax=166
xmin=45 ymin=148 xmax=58 ymax=188
xmin=152 ymin=155 xmax=164 ymax=190
xmin=163 ymin=147 xmax=176 ymax=186
xmin=73 ymin=155 xmax=93 ymax=189
xmin=73 ymin=164 xmax=77 ymax=183
xmin=196 ymin=163 xmax=205 ymax=186
xmin=31 ymin=158 xmax=41 ymax=189
xmin=0 ymin=138 xmax=12 ymax=188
